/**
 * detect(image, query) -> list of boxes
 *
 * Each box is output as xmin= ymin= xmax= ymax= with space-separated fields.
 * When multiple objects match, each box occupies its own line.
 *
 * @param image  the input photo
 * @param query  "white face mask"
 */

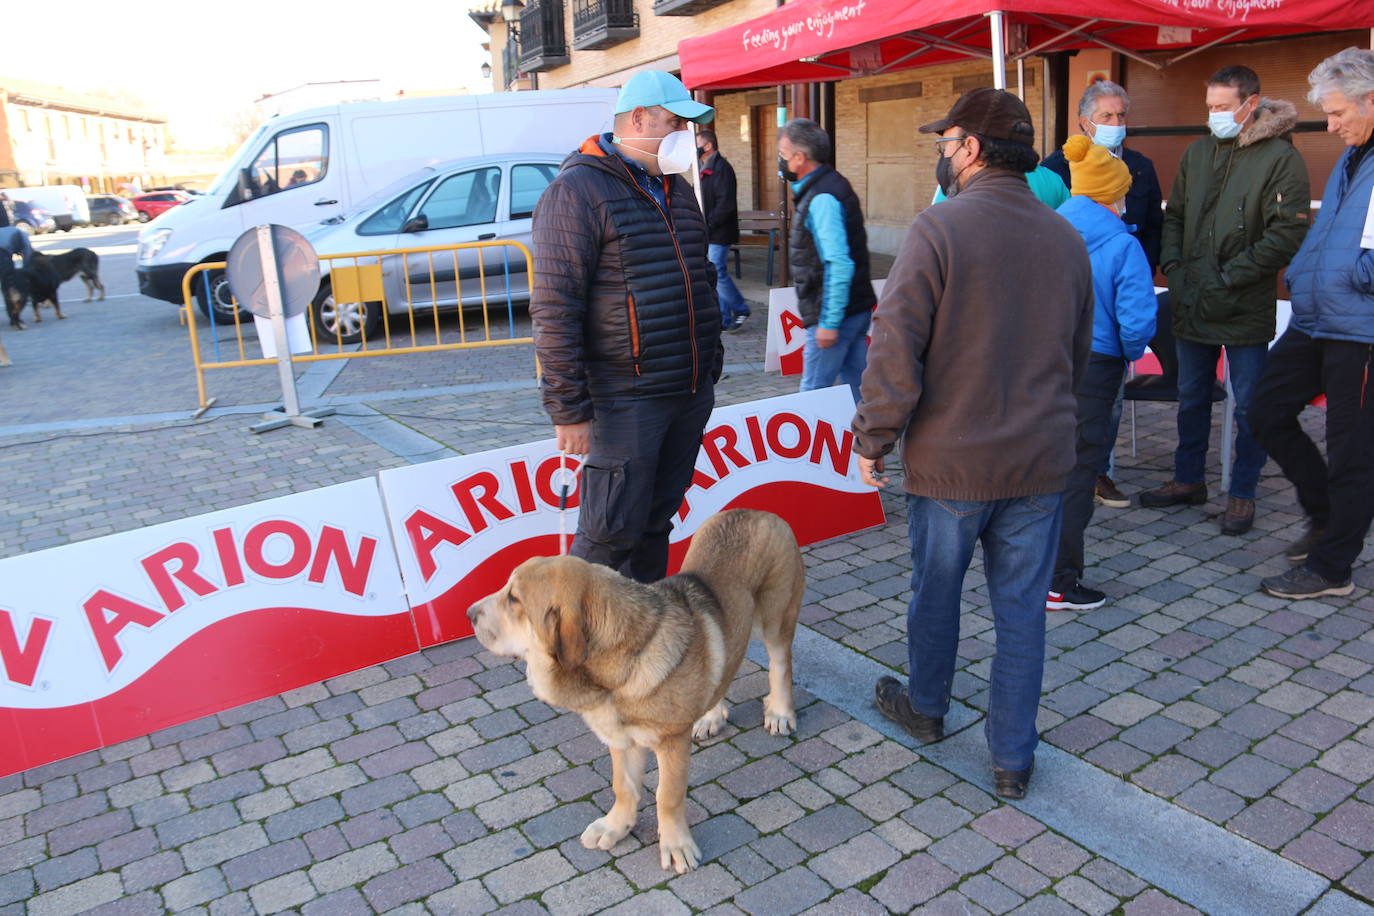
xmin=614 ymin=129 xmax=696 ymax=175
xmin=1208 ymin=108 xmax=1245 ymax=140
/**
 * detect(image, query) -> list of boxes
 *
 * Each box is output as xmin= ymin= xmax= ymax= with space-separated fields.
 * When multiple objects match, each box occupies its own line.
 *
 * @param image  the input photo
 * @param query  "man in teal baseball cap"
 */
xmin=528 ymin=70 xmax=724 ymax=606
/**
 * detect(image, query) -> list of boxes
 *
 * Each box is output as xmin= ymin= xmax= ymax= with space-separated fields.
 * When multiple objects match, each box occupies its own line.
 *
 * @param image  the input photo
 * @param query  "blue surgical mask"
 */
xmin=1091 ymin=123 xmax=1126 ymax=149
xmin=1208 ymin=110 xmax=1244 ymax=140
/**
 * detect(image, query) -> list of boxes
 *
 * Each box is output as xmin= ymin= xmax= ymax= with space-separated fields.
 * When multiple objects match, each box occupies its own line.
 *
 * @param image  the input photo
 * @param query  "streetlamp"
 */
xmin=480 ymin=62 xmax=492 ymax=80
xmin=500 ymin=0 xmax=525 ymax=90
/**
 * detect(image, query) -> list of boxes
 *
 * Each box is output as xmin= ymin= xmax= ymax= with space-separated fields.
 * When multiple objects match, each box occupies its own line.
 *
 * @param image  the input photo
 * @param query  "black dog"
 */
xmin=6 ymin=259 xmax=62 ymax=327
xmin=32 ymin=248 xmax=103 ymax=301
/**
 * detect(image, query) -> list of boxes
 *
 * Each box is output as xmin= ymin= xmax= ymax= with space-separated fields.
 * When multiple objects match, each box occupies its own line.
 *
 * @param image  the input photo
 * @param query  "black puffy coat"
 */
xmin=530 ymin=135 xmax=724 ymax=425
xmin=699 ymin=151 xmax=739 ymax=246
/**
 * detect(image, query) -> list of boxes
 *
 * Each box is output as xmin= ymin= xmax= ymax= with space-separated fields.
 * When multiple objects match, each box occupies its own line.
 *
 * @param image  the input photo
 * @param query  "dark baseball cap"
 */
xmin=919 ymin=88 xmax=1035 ymax=145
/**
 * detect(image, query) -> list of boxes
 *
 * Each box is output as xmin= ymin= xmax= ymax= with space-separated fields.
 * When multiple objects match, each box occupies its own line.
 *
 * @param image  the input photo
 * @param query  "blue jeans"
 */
xmin=707 ymin=244 xmax=748 ymax=324
xmin=800 ymin=310 xmax=870 ymax=402
xmin=1174 ymin=339 xmax=1268 ymax=499
xmin=904 ymin=492 xmax=1062 ymax=772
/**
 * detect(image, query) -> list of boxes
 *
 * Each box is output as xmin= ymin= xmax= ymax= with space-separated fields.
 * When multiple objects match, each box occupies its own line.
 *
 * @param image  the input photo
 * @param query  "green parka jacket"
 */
xmin=1161 ymin=98 xmax=1311 ymax=346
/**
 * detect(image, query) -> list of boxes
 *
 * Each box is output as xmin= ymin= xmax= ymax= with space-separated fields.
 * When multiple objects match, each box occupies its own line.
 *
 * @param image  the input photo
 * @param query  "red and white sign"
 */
xmin=765 ymin=280 xmax=886 ymax=376
xmin=0 ymin=479 xmax=410 ymax=778
xmin=379 ymin=387 xmax=885 ymax=644
xmin=0 ymin=391 xmax=884 ymax=778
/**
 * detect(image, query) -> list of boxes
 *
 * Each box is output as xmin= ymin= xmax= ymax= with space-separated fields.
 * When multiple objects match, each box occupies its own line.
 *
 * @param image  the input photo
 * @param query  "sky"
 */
xmin=6 ymin=2 xmax=494 ymax=151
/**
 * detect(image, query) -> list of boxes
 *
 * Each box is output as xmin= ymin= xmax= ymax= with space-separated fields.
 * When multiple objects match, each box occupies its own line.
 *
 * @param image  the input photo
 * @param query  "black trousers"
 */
xmin=572 ymin=384 xmax=715 ymax=583
xmin=1054 ymin=353 xmax=1127 ymax=591
xmin=1250 ymin=327 xmax=1374 ymax=581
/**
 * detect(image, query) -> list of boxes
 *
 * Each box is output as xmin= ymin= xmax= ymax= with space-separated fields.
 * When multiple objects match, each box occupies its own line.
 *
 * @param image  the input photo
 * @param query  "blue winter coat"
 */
xmin=1284 ymin=145 xmax=1374 ymax=344
xmin=1056 ymin=195 xmax=1156 ymax=360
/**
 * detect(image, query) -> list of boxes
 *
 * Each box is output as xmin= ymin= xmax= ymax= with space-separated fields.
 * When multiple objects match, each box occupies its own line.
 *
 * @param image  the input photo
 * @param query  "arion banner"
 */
xmin=0 ymin=389 xmax=884 ymax=778
xmin=379 ymin=386 xmax=886 ymax=645
xmin=765 ymin=280 xmax=885 ymax=376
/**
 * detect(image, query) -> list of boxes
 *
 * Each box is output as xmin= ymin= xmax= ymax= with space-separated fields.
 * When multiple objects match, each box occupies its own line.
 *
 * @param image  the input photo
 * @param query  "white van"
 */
xmin=136 ymin=89 xmax=618 ymax=319
xmin=5 ymin=185 xmax=91 ymax=231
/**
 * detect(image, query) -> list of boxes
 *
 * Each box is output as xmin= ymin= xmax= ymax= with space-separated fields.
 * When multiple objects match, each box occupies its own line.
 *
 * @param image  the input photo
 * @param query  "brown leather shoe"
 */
xmin=1139 ymin=480 xmax=1208 ymax=508
xmin=1220 ymin=496 xmax=1255 ymax=535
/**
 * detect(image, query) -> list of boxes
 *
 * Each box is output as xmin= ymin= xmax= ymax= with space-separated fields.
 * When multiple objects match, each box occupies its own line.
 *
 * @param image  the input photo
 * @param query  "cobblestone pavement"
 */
xmin=0 ymin=246 xmax=1371 ymax=914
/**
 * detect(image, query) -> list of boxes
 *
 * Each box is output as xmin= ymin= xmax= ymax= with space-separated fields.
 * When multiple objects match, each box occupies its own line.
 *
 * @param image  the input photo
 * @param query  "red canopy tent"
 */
xmin=678 ymin=0 xmax=1363 ymax=91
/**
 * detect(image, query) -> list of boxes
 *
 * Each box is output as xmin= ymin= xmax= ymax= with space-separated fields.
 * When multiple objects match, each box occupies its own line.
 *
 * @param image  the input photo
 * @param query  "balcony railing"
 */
xmin=572 ymin=0 xmax=638 ymax=50
xmin=518 ymin=0 xmax=571 ymax=72
xmin=652 ymin=0 xmax=731 ymax=16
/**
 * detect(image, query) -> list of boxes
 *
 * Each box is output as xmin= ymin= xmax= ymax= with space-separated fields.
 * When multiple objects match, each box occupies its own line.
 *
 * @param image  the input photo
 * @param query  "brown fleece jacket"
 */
xmin=852 ymin=167 xmax=1095 ymax=500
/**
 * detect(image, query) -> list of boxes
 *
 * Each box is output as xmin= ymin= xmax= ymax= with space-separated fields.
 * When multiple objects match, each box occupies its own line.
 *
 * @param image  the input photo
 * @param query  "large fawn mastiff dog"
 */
xmin=467 ymin=509 xmax=805 ymax=873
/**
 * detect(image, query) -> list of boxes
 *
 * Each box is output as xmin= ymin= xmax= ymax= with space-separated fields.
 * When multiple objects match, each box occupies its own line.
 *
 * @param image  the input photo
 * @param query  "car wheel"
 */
xmin=194 ymin=268 xmax=252 ymax=325
xmin=138 ymin=211 xmax=151 ymax=223
xmin=312 ymin=279 xmax=382 ymax=346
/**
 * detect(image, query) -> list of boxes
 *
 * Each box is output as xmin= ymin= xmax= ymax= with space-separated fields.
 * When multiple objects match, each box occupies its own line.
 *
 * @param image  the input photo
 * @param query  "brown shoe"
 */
xmin=1220 ymin=496 xmax=1255 ymax=535
xmin=1094 ymin=475 xmax=1130 ymax=508
xmin=1139 ymin=480 xmax=1208 ymax=508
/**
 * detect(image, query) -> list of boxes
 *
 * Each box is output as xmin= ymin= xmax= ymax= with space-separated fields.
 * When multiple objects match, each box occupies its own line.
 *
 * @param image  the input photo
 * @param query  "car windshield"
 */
xmin=357 ymin=179 xmax=435 ymax=236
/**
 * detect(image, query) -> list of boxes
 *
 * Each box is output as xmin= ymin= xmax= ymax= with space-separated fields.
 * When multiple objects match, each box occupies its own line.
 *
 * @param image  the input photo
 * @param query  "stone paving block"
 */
xmin=221 ymin=838 xmax=310 ymax=891
xmin=309 ymin=840 xmax=399 ymax=894
xmin=1344 ymin=856 xmax=1374 ymax=902
xmin=162 ymin=867 xmax=229 ymax=911
xmin=181 ymin=823 xmax=269 ymax=870
xmin=25 ymin=872 xmax=123 ymax=916
xmin=781 ymin=777 xmax=836 ymax=811
xmin=539 ymin=865 xmax=635 ymax=916
xmin=47 ymin=808 xmax=134 ymax=856
xmin=1317 ymin=740 xmax=1374 ymax=783
xmin=1122 ymin=888 xmax=1204 ymax=915
xmin=1044 ymin=715 xmax=1118 ymax=753
xmin=263 ymin=797 xmax=344 ymax=842
xmin=846 ymin=783 xmax=913 ymax=824
xmin=1226 ymin=797 xmax=1314 ymax=849
xmin=1016 ymin=833 xmax=1091 ymax=878
xmin=1280 ymin=710 xmax=1357 ymax=749
xmin=95 ymin=827 xmax=158 ymax=871
xmin=476 ymin=784 xmax=558 ymax=831
xmin=483 ymin=848 xmax=575 ymax=904
xmin=1175 ymin=726 xmax=1250 ymax=767
xmin=233 ymin=786 xmax=292 ymax=823
xmin=332 ymin=725 xmax=404 ymax=764
xmin=809 ymin=830 xmax=900 ymax=889
xmin=260 ymin=748 xmax=333 ymax=787
xmin=281 ymin=719 xmax=352 ymax=755
xmin=286 ymin=762 xmax=368 ymax=804
xmin=154 ymin=801 xmax=240 ymax=848
xmin=871 ymin=853 xmax=959 ymax=911
xmin=304 ymin=825 xmax=348 ymax=860
xmin=719 ymin=757 xmax=804 ymax=800
xmin=361 ymin=856 xmax=456 ymax=911
xmin=1132 ymin=755 xmax=1207 ymax=798
xmin=1175 ymin=781 xmax=1246 ymax=823
xmin=189 ymin=772 xmax=265 ymax=810
xmin=391 ymin=822 xmax=457 ymax=864
xmin=341 ymin=808 xmax=403 ymax=848
xmin=901 ymin=796 xmax=974 ymax=839
xmin=960 ymin=873 xmax=1025 ymax=915
xmin=426 ymin=879 xmax=498 ymax=916
xmin=1258 ymin=682 xmax=1326 ymax=715
xmin=782 ymin=803 xmax=872 ymax=854
xmin=1273 ymin=766 xmax=1356 ymax=813
xmin=1161 ymin=700 xmax=1221 ymax=729
xmin=33 ymin=849 xmax=97 ymax=892
xmin=733 ymin=865 xmax=831 ymax=915
xmin=1314 ymin=799 xmax=1374 ymax=852
xmin=119 ymin=849 xmax=185 ymax=894
xmin=929 ymin=826 xmax=1003 ymax=876
xmin=970 ymin=806 xmax=1046 ymax=848
xmin=1085 ymin=740 xmax=1151 ymax=775
xmin=445 ymin=828 xmax=535 ymax=881
xmin=812 ymin=767 xmax=862 ymax=800
xmin=25 ymin=793 xmax=109 ymax=834
xmin=1209 ymin=753 xmax=1292 ymax=798
xmin=340 ymin=771 xmax=420 ymax=816
xmin=1281 ymin=830 xmax=1364 ymax=880
xmin=874 ymin=818 xmax=933 ymax=855
xmin=244 ymin=869 xmax=316 ymax=915
xmin=1078 ymin=857 xmax=1147 ymax=898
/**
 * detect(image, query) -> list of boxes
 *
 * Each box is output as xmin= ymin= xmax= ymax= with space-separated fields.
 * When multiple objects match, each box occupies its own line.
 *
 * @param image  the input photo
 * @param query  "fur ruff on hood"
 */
xmin=1239 ymin=98 xmax=1298 ymax=148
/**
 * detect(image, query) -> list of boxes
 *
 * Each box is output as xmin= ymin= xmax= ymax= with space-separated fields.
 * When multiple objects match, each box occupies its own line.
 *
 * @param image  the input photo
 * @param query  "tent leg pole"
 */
xmin=990 ymin=11 xmax=1007 ymax=90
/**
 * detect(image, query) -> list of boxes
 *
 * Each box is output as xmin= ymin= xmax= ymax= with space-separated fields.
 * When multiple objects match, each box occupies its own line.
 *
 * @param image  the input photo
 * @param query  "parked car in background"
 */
xmin=88 ymin=194 xmax=138 ymax=226
xmin=301 ymin=153 xmax=561 ymax=343
xmin=0 ymin=196 xmax=56 ymax=235
xmin=3 ymin=185 xmax=90 ymax=231
xmin=132 ymin=191 xmax=191 ymax=222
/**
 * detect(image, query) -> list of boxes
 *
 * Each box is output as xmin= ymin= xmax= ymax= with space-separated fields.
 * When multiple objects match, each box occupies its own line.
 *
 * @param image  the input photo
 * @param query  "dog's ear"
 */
xmin=541 ymin=603 xmax=588 ymax=671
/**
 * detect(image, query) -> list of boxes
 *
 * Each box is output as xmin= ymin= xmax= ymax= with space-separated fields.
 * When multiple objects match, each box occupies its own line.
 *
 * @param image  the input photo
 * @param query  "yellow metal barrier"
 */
xmin=180 ymin=239 xmax=536 ymax=409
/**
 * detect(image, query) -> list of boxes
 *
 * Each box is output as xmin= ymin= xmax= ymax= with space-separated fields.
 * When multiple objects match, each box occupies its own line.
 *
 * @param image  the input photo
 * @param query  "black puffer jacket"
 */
xmin=530 ymin=135 xmax=724 ymax=425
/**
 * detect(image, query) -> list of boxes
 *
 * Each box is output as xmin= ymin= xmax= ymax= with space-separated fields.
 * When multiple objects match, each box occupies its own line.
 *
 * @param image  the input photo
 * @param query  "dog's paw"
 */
xmin=692 ymin=701 xmax=729 ymax=741
xmin=763 ymin=704 xmax=797 ymax=736
xmin=581 ymin=816 xmax=633 ymax=851
xmin=658 ymin=826 xmax=701 ymax=874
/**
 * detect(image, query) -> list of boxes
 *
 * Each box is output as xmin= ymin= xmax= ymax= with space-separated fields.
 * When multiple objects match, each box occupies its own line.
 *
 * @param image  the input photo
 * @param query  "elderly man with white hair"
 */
xmin=1251 ymin=47 xmax=1374 ymax=599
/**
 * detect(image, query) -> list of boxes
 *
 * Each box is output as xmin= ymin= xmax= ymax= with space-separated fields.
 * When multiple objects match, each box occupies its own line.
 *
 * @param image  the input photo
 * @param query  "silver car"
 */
xmin=305 ymin=153 xmax=564 ymax=344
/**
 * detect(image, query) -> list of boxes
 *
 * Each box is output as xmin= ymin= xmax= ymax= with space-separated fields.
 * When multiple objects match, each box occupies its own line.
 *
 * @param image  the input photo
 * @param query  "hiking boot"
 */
xmin=1220 ymin=496 xmax=1255 ymax=535
xmin=1047 ymin=583 xmax=1107 ymax=611
xmin=1261 ymin=565 xmax=1354 ymax=599
xmin=1094 ymin=475 xmax=1130 ymax=508
xmin=1284 ymin=525 xmax=1325 ymax=563
xmin=993 ymin=760 xmax=1035 ymax=799
xmin=1139 ymin=480 xmax=1208 ymax=508
xmin=874 ymin=676 xmax=944 ymax=743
